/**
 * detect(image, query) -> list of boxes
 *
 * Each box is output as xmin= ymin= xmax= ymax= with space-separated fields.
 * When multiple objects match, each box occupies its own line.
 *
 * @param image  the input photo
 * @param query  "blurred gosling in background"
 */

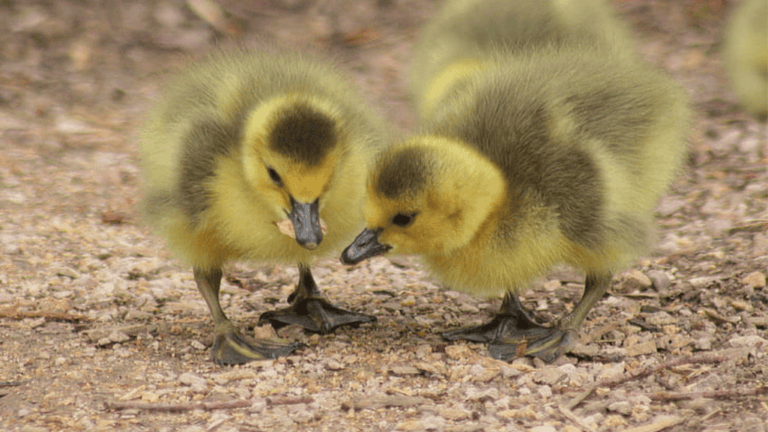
xmin=722 ymin=0 xmax=767 ymax=119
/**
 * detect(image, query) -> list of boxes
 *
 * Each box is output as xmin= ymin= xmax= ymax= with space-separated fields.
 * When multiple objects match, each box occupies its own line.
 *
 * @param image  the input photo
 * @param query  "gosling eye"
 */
xmin=267 ymin=167 xmax=283 ymax=186
xmin=392 ymin=212 xmax=416 ymax=228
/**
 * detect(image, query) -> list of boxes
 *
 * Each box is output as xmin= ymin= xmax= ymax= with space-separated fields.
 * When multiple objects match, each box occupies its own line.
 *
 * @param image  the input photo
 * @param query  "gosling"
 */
xmin=140 ymin=47 xmax=385 ymax=364
xmin=342 ymin=0 xmax=689 ymax=362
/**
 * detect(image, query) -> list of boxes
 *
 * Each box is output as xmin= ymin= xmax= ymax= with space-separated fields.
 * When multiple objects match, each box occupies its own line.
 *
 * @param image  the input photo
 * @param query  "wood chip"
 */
xmin=274 ymin=219 xmax=296 ymax=238
xmin=388 ymin=365 xmax=422 ymax=376
xmin=101 ymin=209 xmax=127 ymax=225
xmin=558 ymin=405 xmax=597 ymax=432
xmin=273 ymin=218 xmax=329 ymax=239
xmin=742 ymin=271 xmax=766 ymax=288
xmin=341 ymin=28 xmax=380 ymax=46
xmin=266 ymin=396 xmax=314 ymax=406
xmin=728 ymin=219 xmax=768 ymax=234
xmin=702 ymin=308 xmax=739 ymax=324
xmin=81 ymin=325 xmax=153 ymax=342
xmin=186 ymin=0 xmax=231 ymax=34
xmin=649 ymin=386 xmax=768 ymax=401
xmin=413 ymin=361 xmax=447 ymax=377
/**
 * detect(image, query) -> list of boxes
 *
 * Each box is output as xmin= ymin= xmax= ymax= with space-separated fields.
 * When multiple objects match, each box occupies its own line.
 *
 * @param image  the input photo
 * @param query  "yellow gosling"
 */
xmin=723 ymin=0 xmax=768 ymax=118
xmin=342 ymin=0 xmax=689 ymax=362
xmin=140 ymin=47 xmax=386 ymax=364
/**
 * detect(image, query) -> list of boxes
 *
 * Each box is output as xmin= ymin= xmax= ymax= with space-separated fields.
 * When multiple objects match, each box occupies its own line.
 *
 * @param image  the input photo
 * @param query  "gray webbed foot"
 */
xmin=443 ymin=274 xmax=611 ymax=363
xmin=211 ymin=322 xmax=305 ymax=365
xmin=259 ymin=265 xmax=376 ymax=334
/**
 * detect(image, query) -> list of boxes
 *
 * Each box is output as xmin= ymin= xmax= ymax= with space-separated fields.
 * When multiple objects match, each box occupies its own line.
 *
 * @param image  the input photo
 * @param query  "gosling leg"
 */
xmin=259 ymin=264 xmax=376 ymax=334
xmin=488 ymin=273 xmax=612 ymax=363
xmin=194 ymin=267 xmax=304 ymax=365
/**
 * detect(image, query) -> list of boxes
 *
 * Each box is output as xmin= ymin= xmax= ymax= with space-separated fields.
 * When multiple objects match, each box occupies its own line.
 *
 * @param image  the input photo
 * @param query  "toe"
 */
xmin=211 ymin=330 xmax=304 ymax=365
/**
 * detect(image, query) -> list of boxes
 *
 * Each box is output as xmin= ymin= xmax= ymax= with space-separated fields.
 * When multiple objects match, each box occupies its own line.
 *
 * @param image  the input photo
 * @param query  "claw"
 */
xmin=193 ymin=267 xmax=305 ymax=365
xmin=260 ymin=264 xmax=376 ymax=334
xmin=441 ymin=291 xmax=582 ymax=363
xmin=211 ymin=323 xmax=305 ymax=365
xmin=260 ymin=297 xmax=376 ymax=334
xmin=442 ymin=312 xmax=529 ymax=343
xmin=488 ymin=327 xmax=575 ymax=363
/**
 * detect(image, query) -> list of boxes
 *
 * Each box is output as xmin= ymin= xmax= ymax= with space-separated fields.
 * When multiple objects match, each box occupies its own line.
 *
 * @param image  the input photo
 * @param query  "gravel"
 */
xmin=2 ymin=0 xmax=767 ymax=431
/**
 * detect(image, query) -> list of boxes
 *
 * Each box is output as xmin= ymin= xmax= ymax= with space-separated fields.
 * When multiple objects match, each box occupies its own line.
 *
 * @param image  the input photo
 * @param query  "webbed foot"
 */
xmin=259 ymin=297 xmax=376 ymax=334
xmin=259 ymin=264 xmax=375 ymax=334
xmin=211 ymin=322 xmax=305 ymax=365
xmin=442 ymin=311 xmax=537 ymax=343
xmin=442 ymin=291 xmax=544 ymax=343
xmin=442 ymin=302 xmax=572 ymax=362
xmin=442 ymin=273 xmax=612 ymax=363
xmin=488 ymin=326 xmax=576 ymax=363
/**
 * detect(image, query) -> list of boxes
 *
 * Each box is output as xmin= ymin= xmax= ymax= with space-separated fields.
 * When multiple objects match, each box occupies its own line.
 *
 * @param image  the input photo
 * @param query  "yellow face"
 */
xmin=363 ymin=182 xmax=472 ymax=257
xmin=243 ymin=146 xmax=338 ymax=218
xmin=359 ymin=137 xmax=508 ymax=258
xmin=242 ymin=94 xmax=344 ymax=212
xmin=239 ymin=94 xmax=344 ymax=248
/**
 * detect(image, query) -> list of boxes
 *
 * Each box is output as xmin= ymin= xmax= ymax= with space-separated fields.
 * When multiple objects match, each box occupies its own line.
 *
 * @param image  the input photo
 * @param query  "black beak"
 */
xmin=288 ymin=198 xmax=322 ymax=250
xmin=340 ymin=228 xmax=391 ymax=265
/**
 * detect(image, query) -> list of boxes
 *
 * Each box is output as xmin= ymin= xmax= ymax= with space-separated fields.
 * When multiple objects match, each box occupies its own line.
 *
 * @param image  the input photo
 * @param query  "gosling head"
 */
xmin=341 ymin=136 xmax=506 ymax=264
xmin=242 ymin=95 xmax=346 ymax=250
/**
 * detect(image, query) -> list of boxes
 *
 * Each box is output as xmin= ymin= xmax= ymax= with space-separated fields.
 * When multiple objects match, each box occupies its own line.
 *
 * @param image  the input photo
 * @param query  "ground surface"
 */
xmin=1 ymin=0 xmax=766 ymax=431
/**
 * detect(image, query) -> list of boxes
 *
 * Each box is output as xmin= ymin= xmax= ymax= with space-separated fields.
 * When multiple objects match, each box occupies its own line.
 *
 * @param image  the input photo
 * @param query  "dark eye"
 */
xmin=267 ymin=167 xmax=282 ymax=186
xmin=392 ymin=213 xmax=416 ymax=227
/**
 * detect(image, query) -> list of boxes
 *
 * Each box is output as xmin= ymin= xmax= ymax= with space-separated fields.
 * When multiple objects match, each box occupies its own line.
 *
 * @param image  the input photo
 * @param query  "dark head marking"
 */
xmin=268 ymin=104 xmax=337 ymax=166
xmin=375 ymin=146 xmax=433 ymax=199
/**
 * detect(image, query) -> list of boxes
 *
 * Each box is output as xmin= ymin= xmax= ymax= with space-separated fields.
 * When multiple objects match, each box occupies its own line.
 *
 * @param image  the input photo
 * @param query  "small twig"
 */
xmin=106 ymin=399 xmax=251 ymax=412
xmin=558 ymin=404 xmax=597 ymax=432
xmin=728 ymin=219 xmax=768 ymax=234
xmin=0 ymin=382 xmax=23 ymax=388
xmin=619 ymin=415 xmax=685 ymax=432
xmin=565 ymin=383 xmax=599 ymax=410
xmin=649 ymin=386 xmax=768 ymax=401
xmin=626 ymin=318 xmax=661 ymax=333
xmin=206 ymin=414 xmax=231 ymax=432
xmin=599 ymin=350 xmax=746 ymax=388
xmin=582 ymin=321 xmax=621 ymax=345
xmin=266 ymin=396 xmax=314 ymax=406
xmin=699 ymin=408 xmax=722 ymax=422
xmin=0 ymin=308 xmax=92 ymax=323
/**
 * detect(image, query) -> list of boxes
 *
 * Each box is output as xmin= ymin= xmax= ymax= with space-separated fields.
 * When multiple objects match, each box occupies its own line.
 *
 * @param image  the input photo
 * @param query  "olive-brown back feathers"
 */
xmin=446 ymin=79 xmax=605 ymax=247
xmin=178 ymin=119 xmax=241 ymax=220
xmin=410 ymin=0 xmax=633 ymax=117
xmin=423 ymin=0 xmax=616 ymax=55
xmin=424 ymin=48 xmax=686 ymax=251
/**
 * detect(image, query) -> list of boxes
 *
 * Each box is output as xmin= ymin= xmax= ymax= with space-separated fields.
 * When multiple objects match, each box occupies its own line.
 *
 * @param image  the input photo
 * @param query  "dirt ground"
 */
xmin=1 ymin=0 xmax=766 ymax=431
